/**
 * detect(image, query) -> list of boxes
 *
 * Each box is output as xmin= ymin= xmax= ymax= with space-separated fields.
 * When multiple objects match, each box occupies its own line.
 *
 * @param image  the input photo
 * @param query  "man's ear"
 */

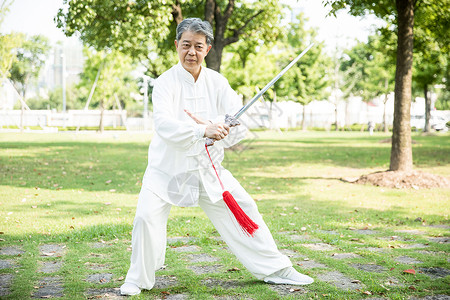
xmin=174 ymin=40 xmax=178 ymax=49
xmin=206 ymin=44 xmax=212 ymax=55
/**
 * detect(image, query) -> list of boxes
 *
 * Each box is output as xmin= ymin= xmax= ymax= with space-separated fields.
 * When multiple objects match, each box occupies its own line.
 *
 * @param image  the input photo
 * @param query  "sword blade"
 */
xmin=233 ymin=43 xmax=314 ymax=119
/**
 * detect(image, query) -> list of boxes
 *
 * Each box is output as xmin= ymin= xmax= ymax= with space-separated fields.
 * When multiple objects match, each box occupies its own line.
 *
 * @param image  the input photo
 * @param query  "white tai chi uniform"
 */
xmin=124 ymin=63 xmax=292 ymax=290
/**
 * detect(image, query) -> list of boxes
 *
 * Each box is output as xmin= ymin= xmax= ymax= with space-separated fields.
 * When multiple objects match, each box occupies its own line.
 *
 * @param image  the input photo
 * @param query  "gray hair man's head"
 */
xmin=176 ymin=18 xmax=214 ymax=46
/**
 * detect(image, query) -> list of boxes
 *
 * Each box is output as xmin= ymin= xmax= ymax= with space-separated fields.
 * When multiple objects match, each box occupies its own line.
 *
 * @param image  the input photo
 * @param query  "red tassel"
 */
xmin=205 ymin=144 xmax=259 ymax=237
xmin=222 ymin=191 xmax=259 ymax=237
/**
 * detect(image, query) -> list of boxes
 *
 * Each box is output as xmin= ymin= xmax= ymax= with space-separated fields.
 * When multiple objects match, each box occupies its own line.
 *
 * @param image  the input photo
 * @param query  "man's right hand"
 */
xmin=204 ymin=123 xmax=230 ymax=141
xmin=184 ymin=109 xmax=230 ymax=141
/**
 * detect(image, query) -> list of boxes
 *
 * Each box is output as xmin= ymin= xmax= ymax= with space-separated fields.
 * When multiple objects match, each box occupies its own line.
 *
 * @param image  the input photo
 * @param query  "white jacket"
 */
xmin=143 ymin=62 xmax=247 ymax=207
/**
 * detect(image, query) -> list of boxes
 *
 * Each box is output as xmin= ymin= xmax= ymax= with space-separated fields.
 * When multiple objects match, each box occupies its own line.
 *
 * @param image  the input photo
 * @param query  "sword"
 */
xmin=206 ymin=43 xmax=314 ymax=146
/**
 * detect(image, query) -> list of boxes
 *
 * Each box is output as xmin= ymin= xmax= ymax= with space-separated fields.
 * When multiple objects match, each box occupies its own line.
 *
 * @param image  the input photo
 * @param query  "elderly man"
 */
xmin=120 ymin=18 xmax=314 ymax=296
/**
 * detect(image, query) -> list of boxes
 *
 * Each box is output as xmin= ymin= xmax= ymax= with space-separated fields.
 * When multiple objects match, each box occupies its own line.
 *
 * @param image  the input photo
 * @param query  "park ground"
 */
xmin=0 ymin=131 xmax=449 ymax=299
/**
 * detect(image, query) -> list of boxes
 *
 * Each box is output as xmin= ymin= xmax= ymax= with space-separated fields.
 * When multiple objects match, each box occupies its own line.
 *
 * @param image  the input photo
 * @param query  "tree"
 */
xmin=331 ymin=51 xmax=359 ymax=131
xmin=435 ymin=59 xmax=450 ymax=110
xmin=78 ymin=48 xmax=138 ymax=132
xmin=55 ymin=0 xmax=283 ymax=74
xmin=9 ymin=35 xmax=50 ymax=99
xmin=0 ymin=0 xmax=21 ymax=80
xmin=412 ymin=3 xmax=448 ymax=133
xmin=0 ymin=0 xmax=12 ymax=27
xmin=341 ymin=33 xmax=395 ymax=132
xmin=275 ymin=14 xmax=330 ymax=130
xmin=222 ymin=13 xmax=330 ymax=130
xmin=222 ymin=42 xmax=279 ymax=101
xmin=0 ymin=33 xmax=21 ymax=80
xmin=222 ymin=42 xmax=280 ymax=128
xmin=7 ymin=34 xmax=49 ymax=131
xmin=26 ymin=85 xmax=86 ymax=111
xmin=412 ymin=45 xmax=446 ymax=132
xmin=324 ymin=0 xmax=450 ymax=172
xmin=202 ymin=0 xmax=282 ymax=72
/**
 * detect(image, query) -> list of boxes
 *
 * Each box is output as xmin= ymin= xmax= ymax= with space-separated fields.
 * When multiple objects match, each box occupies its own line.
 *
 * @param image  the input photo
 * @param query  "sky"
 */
xmin=282 ymin=0 xmax=385 ymax=53
xmin=2 ymin=0 xmax=385 ymax=52
xmin=2 ymin=0 xmax=68 ymax=43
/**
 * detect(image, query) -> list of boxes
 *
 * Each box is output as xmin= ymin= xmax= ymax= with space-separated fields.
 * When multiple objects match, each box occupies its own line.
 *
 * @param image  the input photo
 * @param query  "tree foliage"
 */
xmin=0 ymin=0 xmax=21 ymax=80
xmin=0 ymin=0 xmax=13 ymax=27
xmin=76 ymin=48 xmax=140 ymax=131
xmin=275 ymin=14 xmax=330 ymax=106
xmin=0 ymin=33 xmax=22 ymax=80
xmin=412 ymin=1 xmax=449 ymax=132
xmin=340 ymin=33 xmax=396 ymax=132
xmin=223 ymin=13 xmax=330 ymax=103
xmin=341 ymin=33 xmax=395 ymax=101
xmin=323 ymin=0 xmax=450 ymax=171
xmin=78 ymin=48 xmax=139 ymax=111
xmin=223 ymin=13 xmax=330 ymax=129
xmin=222 ymin=42 xmax=279 ymax=101
xmin=9 ymin=35 xmax=50 ymax=99
xmin=25 ymin=85 xmax=85 ymax=111
xmin=412 ymin=41 xmax=447 ymax=131
xmin=55 ymin=0 xmax=283 ymax=75
xmin=55 ymin=0 xmax=172 ymax=59
xmin=202 ymin=0 xmax=283 ymax=72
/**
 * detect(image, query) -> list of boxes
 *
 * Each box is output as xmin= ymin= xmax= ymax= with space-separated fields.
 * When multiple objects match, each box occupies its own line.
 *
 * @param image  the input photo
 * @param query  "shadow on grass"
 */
xmin=6 ymin=200 xmax=126 ymax=218
xmin=1 ymin=140 xmax=148 ymax=192
xmin=1 ymin=134 xmax=449 ymax=193
xmin=4 ymin=184 xmax=447 ymax=242
xmin=2 ymin=133 xmax=448 ymax=299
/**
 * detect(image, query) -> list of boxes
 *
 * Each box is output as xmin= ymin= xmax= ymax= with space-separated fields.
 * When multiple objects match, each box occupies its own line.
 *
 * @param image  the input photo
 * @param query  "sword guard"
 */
xmin=225 ymin=114 xmax=240 ymax=127
xmin=206 ymin=114 xmax=239 ymax=147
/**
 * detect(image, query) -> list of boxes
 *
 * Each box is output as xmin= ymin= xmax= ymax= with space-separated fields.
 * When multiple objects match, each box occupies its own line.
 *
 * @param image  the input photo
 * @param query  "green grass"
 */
xmin=0 ymin=131 xmax=449 ymax=299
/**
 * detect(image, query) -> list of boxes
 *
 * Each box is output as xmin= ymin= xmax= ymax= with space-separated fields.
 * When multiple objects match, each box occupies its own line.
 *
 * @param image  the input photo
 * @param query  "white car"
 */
xmin=410 ymin=115 xmax=449 ymax=132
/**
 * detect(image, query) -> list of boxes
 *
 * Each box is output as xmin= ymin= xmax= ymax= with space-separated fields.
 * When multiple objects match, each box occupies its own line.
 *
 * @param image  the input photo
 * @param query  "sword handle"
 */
xmin=205 ymin=137 xmax=215 ymax=147
xmin=205 ymin=114 xmax=240 ymax=147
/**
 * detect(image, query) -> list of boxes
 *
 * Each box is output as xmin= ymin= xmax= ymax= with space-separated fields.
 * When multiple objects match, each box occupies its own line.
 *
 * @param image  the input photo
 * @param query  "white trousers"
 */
xmin=124 ymin=182 xmax=292 ymax=290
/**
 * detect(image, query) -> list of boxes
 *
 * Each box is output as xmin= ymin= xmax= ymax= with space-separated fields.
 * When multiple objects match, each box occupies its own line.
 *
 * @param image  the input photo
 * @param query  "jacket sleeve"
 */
xmin=152 ymin=80 xmax=207 ymax=153
xmin=212 ymin=81 xmax=248 ymax=148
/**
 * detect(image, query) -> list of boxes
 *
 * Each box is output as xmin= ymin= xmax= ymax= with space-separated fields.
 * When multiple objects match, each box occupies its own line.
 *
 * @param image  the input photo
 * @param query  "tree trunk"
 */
xmin=383 ymin=94 xmax=389 ymax=133
xmin=204 ymin=0 xmax=261 ymax=73
xmin=424 ymin=84 xmax=431 ymax=132
xmin=268 ymin=91 xmax=275 ymax=130
xmin=99 ymin=99 xmax=104 ymax=133
xmin=334 ymin=105 xmax=338 ymax=131
xmin=334 ymin=62 xmax=339 ymax=131
xmin=20 ymin=103 xmax=24 ymax=132
xmin=272 ymin=91 xmax=281 ymax=133
xmin=205 ymin=43 xmax=223 ymax=72
xmin=363 ymin=102 xmax=369 ymax=132
xmin=390 ymin=0 xmax=414 ymax=172
xmin=302 ymin=105 xmax=306 ymax=130
xmin=204 ymin=0 xmax=231 ymax=72
xmin=383 ymin=77 xmax=389 ymax=133
xmin=20 ymin=90 xmax=26 ymax=133
xmin=172 ymin=1 xmax=183 ymax=25
xmin=344 ymin=100 xmax=349 ymax=130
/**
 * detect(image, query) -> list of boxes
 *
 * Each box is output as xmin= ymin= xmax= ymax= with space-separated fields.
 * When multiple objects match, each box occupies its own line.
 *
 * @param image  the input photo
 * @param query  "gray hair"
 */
xmin=176 ymin=18 xmax=214 ymax=46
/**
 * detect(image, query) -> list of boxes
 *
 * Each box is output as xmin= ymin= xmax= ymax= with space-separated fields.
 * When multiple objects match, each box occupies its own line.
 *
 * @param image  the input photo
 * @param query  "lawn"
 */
xmin=0 ymin=131 xmax=449 ymax=299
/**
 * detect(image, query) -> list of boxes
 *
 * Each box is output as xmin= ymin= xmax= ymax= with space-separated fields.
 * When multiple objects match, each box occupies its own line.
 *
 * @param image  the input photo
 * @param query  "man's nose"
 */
xmin=188 ymin=46 xmax=195 ymax=55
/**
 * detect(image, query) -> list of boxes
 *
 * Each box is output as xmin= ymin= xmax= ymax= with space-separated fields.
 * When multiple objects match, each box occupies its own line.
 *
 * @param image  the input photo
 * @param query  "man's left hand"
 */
xmin=184 ymin=109 xmax=210 ymax=125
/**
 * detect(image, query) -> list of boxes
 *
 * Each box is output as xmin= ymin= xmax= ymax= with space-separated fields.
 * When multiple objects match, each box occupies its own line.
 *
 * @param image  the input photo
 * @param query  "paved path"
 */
xmin=0 ymin=226 xmax=449 ymax=299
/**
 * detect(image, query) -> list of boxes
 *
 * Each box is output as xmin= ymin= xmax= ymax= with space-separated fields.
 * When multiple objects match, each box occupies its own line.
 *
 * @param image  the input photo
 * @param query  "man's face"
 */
xmin=175 ymin=30 xmax=212 ymax=78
